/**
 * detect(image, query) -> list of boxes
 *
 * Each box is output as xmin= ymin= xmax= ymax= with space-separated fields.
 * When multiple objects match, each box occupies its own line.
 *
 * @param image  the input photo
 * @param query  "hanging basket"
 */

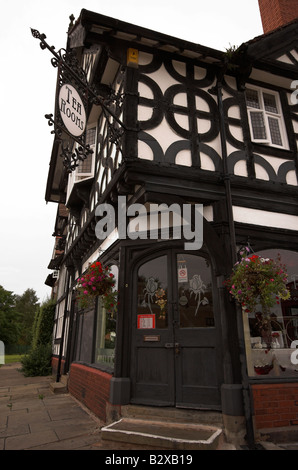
xmin=225 ymin=249 xmax=290 ymax=313
xmin=76 ymin=261 xmax=118 ymax=312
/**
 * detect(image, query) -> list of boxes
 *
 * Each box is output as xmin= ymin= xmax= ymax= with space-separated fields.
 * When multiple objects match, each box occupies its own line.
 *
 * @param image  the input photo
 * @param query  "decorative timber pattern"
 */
xmin=136 ymin=52 xmax=298 ymax=187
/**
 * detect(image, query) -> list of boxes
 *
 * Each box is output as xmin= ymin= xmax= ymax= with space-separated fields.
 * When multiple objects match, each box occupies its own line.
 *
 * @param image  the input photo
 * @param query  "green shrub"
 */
xmin=32 ymin=300 xmax=55 ymax=350
xmin=20 ymin=299 xmax=56 ymax=377
xmin=20 ymin=343 xmax=52 ymax=377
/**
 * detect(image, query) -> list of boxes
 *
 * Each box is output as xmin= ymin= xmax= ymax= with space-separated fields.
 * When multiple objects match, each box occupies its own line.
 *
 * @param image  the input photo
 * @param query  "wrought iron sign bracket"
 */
xmin=45 ymin=113 xmax=93 ymax=173
xmin=31 ymin=28 xmax=126 ymax=171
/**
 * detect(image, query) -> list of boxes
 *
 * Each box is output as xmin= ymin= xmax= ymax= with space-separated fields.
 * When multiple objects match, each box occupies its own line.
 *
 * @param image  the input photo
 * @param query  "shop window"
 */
xmin=243 ymin=249 xmax=298 ymax=378
xmin=245 ymin=86 xmax=288 ymax=150
xmin=94 ymin=265 xmax=118 ymax=367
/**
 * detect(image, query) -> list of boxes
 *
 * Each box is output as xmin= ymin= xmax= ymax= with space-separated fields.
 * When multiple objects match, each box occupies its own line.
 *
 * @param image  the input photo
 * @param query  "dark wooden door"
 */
xmin=130 ymin=250 xmax=221 ymax=409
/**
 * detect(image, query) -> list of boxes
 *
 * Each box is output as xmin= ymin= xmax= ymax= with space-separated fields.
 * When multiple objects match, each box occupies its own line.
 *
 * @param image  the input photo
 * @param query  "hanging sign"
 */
xmin=59 ymin=83 xmax=86 ymax=137
xmin=137 ymin=314 xmax=156 ymax=329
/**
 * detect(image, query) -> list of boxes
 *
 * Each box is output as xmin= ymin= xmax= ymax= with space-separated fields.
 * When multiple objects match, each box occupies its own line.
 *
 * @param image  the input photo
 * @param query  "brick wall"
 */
xmin=252 ymin=383 xmax=298 ymax=429
xmin=68 ymin=363 xmax=112 ymax=422
xmin=258 ymin=0 xmax=298 ymax=33
xmin=51 ymin=356 xmax=66 ymax=376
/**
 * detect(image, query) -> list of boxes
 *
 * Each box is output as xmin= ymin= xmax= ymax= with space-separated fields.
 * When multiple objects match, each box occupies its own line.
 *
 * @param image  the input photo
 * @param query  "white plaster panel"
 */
xmin=138 ymin=51 xmax=154 ymax=66
xmin=250 ymin=68 xmax=293 ymax=89
xmin=228 ymin=105 xmax=241 ymax=119
xmin=194 ymin=66 xmax=208 ymax=80
xmin=195 ymin=94 xmax=210 ymax=112
xmin=233 ymin=160 xmax=248 ymax=177
xmin=210 ymin=135 xmax=222 ymax=156
xmin=138 ymin=139 xmax=154 ymax=160
xmin=172 ymin=60 xmax=186 ymax=77
xmin=255 ymin=164 xmax=270 ymax=181
xmin=200 ymin=153 xmax=215 ymax=171
xmin=286 ymin=170 xmax=298 ymax=186
xmin=228 ymin=125 xmax=244 ymax=143
xmin=224 ymin=76 xmax=237 ymax=91
xmin=197 ymin=118 xmax=211 ymax=133
xmin=172 ymin=113 xmax=189 ymax=131
xmin=145 ymin=63 xmax=181 ymax=94
xmin=138 ymin=104 xmax=154 ymax=121
xmin=292 ymin=119 xmax=298 ymax=133
xmin=276 ymin=54 xmax=293 ymax=64
xmin=175 ymin=150 xmax=192 ymax=167
xmin=233 ymin=206 xmax=298 ymax=231
xmin=138 ymin=81 xmax=154 ymax=99
xmin=141 ymin=117 xmax=180 ymax=154
xmin=173 ymin=92 xmax=188 ymax=107
xmin=203 ymin=205 xmax=213 ymax=222
xmin=260 ymin=155 xmax=289 ymax=174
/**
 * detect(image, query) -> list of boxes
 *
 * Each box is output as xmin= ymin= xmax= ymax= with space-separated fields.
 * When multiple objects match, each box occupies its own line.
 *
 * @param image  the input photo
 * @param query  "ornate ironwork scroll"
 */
xmin=31 ymin=28 xmax=125 ymax=171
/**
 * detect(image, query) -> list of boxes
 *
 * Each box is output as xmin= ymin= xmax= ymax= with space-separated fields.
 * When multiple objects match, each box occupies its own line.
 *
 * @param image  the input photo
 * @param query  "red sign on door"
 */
xmin=137 ymin=314 xmax=156 ymax=329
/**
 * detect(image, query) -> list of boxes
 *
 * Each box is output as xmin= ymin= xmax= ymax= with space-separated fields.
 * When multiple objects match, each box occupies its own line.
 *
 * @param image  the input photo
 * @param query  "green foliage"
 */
xmin=31 ymin=299 xmax=55 ymax=350
xmin=20 ymin=298 xmax=56 ymax=377
xmin=20 ymin=343 xmax=52 ymax=377
xmin=76 ymin=261 xmax=118 ymax=314
xmin=15 ymin=289 xmax=39 ymax=345
xmin=225 ymin=248 xmax=290 ymax=313
xmin=0 ymin=286 xmax=20 ymax=345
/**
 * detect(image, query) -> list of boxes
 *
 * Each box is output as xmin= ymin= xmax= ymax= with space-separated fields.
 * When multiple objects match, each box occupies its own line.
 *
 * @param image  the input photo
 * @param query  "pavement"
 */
xmin=1 ymin=362 xmax=296 ymax=452
xmin=0 ymin=362 xmax=168 ymax=451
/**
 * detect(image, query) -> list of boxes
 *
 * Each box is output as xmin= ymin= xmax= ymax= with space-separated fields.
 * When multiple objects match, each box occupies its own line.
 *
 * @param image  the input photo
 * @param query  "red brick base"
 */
xmin=51 ymin=357 xmax=66 ymax=377
xmin=68 ymin=363 xmax=112 ymax=422
xmin=252 ymin=383 xmax=298 ymax=429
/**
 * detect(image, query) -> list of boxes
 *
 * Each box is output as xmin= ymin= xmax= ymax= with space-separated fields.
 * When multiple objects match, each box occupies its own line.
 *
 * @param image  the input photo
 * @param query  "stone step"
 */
xmin=50 ymin=375 xmax=69 ymax=394
xmin=101 ymin=417 xmax=222 ymax=450
xmin=120 ymin=404 xmax=223 ymax=426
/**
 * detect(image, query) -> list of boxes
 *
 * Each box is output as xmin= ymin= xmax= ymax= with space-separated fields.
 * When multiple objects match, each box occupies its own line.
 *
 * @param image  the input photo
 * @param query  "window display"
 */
xmin=94 ymin=265 xmax=118 ymax=366
xmin=242 ymin=249 xmax=298 ymax=378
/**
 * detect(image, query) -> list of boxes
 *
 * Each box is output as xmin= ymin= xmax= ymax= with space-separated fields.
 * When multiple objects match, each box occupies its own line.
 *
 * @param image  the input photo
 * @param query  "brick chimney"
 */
xmin=258 ymin=0 xmax=298 ymax=33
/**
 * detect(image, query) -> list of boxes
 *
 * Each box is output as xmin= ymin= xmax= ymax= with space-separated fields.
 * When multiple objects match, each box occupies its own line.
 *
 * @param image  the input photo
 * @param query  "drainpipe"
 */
xmin=56 ymin=270 xmax=70 ymax=383
xmin=213 ymin=76 xmax=255 ymax=449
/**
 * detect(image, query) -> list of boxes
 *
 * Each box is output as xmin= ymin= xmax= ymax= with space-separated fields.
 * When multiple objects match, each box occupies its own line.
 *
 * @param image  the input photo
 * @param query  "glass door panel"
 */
xmin=176 ymin=254 xmax=214 ymax=328
xmin=137 ymin=255 xmax=168 ymax=329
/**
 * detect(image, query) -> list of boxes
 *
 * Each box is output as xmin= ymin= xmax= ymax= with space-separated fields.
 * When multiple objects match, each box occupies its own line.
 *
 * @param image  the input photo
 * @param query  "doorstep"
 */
xmin=101 ymin=417 xmax=222 ymax=450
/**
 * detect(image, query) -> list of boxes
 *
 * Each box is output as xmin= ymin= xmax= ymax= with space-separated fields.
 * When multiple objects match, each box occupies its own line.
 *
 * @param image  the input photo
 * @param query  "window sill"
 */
xmin=252 ymin=142 xmax=294 ymax=158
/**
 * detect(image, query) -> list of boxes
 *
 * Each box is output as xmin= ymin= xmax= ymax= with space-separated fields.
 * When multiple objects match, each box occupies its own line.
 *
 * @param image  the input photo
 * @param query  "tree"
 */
xmin=0 ymin=285 xmax=21 ymax=345
xmin=15 ymin=289 xmax=39 ymax=345
xmin=21 ymin=297 xmax=56 ymax=377
xmin=32 ymin=298 xmax=55 ymax=349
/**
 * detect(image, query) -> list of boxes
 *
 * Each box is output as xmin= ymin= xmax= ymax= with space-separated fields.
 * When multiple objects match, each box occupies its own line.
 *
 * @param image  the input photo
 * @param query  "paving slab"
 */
xmin=0 ymin=363 xmax=168 ymax=450
xmin=0 ymin=363 xmax=238 ymax=451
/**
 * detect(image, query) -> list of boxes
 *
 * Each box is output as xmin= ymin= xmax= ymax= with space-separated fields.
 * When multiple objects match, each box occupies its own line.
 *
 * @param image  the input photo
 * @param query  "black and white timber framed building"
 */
xmin=42 ymin=7 xmax=298 ymax=446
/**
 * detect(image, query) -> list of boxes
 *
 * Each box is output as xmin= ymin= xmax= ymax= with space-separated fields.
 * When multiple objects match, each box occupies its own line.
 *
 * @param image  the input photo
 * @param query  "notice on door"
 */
xmin=138 ymin=314 xmax=156 ymax=329
xmin=178 ymin=267 xmax=188 ymax=283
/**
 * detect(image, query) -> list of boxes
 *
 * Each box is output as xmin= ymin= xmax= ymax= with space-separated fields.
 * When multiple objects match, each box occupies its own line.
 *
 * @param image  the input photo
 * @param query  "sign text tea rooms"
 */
xmin=59 ymin=83 xmax=86 ymax=137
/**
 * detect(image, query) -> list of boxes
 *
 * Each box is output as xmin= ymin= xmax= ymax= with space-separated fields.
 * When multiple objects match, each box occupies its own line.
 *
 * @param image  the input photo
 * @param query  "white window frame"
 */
xmin=246 ymin=85 xmax=289 ymax=150
xmin=75 ymin=124 xmax=97 ymax=181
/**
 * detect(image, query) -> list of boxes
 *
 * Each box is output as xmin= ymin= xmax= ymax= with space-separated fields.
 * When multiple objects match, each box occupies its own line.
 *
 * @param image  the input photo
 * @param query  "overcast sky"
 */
xmin=0 ymin=0 xmax=263 ymax=303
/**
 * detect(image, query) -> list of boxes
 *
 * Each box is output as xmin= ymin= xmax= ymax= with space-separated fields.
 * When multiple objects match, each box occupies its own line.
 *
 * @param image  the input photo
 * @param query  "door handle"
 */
xmin=165 ymin=342 xmax=181 ymax=354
